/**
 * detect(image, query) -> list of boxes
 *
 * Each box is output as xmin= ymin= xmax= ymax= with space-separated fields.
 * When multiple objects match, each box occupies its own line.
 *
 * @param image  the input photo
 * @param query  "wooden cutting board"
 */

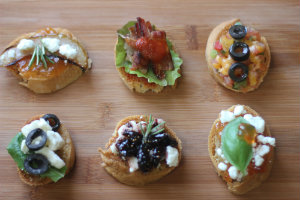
xmin=0 ymin=0 xmax=299 ymax=199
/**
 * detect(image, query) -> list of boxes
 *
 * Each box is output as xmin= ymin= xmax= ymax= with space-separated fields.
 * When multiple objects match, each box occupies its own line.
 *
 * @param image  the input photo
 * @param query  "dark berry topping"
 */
xmin=115 ymin=130 xmax=143 ymax=158
xmin=116 ymin=116 xmax=178 ymax=173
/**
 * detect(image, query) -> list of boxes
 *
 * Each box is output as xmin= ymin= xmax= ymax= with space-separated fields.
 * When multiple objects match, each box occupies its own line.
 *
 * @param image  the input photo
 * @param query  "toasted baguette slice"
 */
xmin=99 ymin=115 xmax=182 ymax=185
xmin=0 ymin=27 xmax=92 ymax=94
xmin=17 ymin=115 xmax=76 ymax=186
xmin=208 ymin=105 xmax=274 ymax=195
xmin=205 ymin=19 xmax=271 ymax=93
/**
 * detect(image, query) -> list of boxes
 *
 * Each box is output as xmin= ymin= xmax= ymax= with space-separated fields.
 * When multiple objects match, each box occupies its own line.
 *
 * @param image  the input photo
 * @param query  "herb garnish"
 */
xmin=140 ymin=114 xmax=166 ymax=142
xmin=28 ymin=40 xmax=54 ymax=69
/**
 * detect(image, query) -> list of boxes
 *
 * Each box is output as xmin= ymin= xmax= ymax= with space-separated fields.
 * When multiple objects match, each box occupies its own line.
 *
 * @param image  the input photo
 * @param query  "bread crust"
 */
xmin=1 ymin=27 xmax=92 ymax=94
xmin=208 ymin=105 xmax=274 ymax=195
xmin=17 ymin=114 xmax=76 ymax=186
xmin=99 ymin=115 xmax=182 ymax=185
xmin=114 ymin=40 xmax=181 ymax=93
xmin=205 ymin=19 xmax=271 ymax=93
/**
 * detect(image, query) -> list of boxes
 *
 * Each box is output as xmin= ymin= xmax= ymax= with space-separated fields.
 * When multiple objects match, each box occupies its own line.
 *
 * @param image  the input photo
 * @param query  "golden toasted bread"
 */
xmin=205 ymin=19 xmax=271 ymax=93
xmin=17 ymin=115 xmax=76 ymax=186
xmin=99 ymin=115 xmax=182 ymax=185
xmin=208 ymin=105 xmax=274 ymax=195
xmin=0 ymin=27 xmax=92 ymax=94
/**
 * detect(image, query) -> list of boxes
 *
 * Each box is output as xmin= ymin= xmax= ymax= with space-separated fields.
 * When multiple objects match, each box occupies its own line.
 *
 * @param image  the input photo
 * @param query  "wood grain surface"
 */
xmin=0 ymin=0 xmax=299 ymax=199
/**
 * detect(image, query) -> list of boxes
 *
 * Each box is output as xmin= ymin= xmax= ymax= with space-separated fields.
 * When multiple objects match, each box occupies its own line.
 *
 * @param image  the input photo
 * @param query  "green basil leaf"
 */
xmin=40 ymin=166 xmax=66 ymax=182
xmin=7 ymin=132 xmax=26 ymax=170
xmin=7 ymin=132 xmax=67 ymax=182
xmin=115 ymin=21 xmax=183 ymax=87
xmin=222 ymin=117 xmax=253 ymax=174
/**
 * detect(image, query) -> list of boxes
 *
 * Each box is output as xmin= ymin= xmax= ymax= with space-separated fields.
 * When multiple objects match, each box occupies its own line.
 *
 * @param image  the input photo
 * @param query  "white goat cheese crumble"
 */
xmin=166 ymin=146 xmax=179 ymax=167
xmin=220 ymin=110 xmax=235 ymax=123
xmin=41 ymin=38 xmax=60 ymax=53
xmin=59 ymin=44 xmax=77 ymax=59
xmin=17 ymin=39 xmax=35 ymax=51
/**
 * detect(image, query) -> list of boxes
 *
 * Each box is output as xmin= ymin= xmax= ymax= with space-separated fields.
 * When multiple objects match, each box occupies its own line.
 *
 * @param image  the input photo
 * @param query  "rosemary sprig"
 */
xmin=141 ymin=115 xmax=166 ymax=142
xmin=27 ymin=40 xmax=54 ymax=69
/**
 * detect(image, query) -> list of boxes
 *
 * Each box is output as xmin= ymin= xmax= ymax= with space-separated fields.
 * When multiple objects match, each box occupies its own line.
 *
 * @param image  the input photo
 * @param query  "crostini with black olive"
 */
xmin=0 ymin=27 xmax=92 ymax=93
xmin=206 ymin=19 xmax=271 ymax=93
xmin=208 ymin=105 xmax=275 ymax=194
xmin=99 ymin=115 xmax=182 ymax=185
xmin=115 ymin=17 xmax=183 ymax=93
xmin=7 ymin=114 xmax=75 ymax=186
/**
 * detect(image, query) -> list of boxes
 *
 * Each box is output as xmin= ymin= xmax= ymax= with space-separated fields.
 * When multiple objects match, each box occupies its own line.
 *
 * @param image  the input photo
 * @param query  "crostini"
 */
xmin=208 ymin=105 xmax=275 ymax=194
xmin=99 ymin=115 xmax=182 ymax=185
xmin=115 ymin=17 xmax=183 ymax=93
xmin=206 ymin=19 xmax=270 ymax=93
xmin=7 ymin=114 xmax=75 ymax=186
xmin=0 ymin=27 xmax=92 ymax=93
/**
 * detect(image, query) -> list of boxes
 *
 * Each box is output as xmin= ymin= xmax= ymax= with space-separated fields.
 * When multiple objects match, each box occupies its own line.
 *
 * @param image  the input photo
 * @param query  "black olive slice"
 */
xmin=229 ymin=42 xmax=250 ymax=61
xmin=42 ymin=114 xmax=61 ymax=131
xmin=24 ymin=154 xmax=49 ymax=175
xmin=25 ymin=128 xmax=47 ymax=151
xmin=229 ymin=25 xmax=247 ymax=40
xmin=228 ymin=63 xmax=249 ymax=82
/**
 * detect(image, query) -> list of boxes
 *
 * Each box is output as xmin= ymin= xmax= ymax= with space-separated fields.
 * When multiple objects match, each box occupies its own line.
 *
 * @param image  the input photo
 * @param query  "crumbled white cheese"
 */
xmin=254 ymin=154 xmax=264 ymax=167
xmin=216 ymin=147 xmax=225 ymax=159
xmin=117 ymin=124 xmax=127 ymax=137
xmin=41 ymin=38 xmax=60 ymax=53
xmin=216 ymin=148 xmax=222 ymax=156
xmin=244 ymin=114 xmax=265 ymax=133
xmin=220 ymin=110 xmax=235 ymax=123
xmin=228 ymin=166 xmax=244 ymax=181
xmin=46 ymin=130 xmax=65 ymax=151
xmin=233 ymin=105 xmax=244 ymax=116
xmin=228 ymin=166 xmax=239 ymax=179
xmin=17 ymin=39 xmax=35 ymax=51
xmin=36 ymin=147 xmax=65 ymax=169
xmin=218 ymin=162 xmax=227 ymax=171
xmin=256 ymin=145 xmax=270 ymax=157
xmin=166 ymin=146 xmax=179 ymax=167
xmin=257 ymin=135 xmax=276 ymax=146
xmin=59 ymin=44 xmax=77 ymax=59
xmin=21 ymin=118 xmax=52 ymax=137
xmin=110 ymin=143 xmax=118 ymax=155
xmin=128 ymin=157 xmax=139 ymax=172
xmin=7 ymin=49 xmax=16 ymax=59
xmin=128 ymin=120 xmax=139 ymax=132
xmin=21 ymin=140 xmax=29 ymax=154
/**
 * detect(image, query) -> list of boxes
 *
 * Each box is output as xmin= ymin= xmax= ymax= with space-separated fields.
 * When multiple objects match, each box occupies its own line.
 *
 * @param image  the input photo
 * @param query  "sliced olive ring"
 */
xmin=24 ymin=153 xmax=49 ymax=175
xmin=229 ymin=25 xmax=247 ymax=40
xmin=228 ymin=63 xmax=249 ymax=82
xmin=25 ymin=128 xmax=47 ymax=151
xmin=42 ymin=114 xmax=61 ymax=131
xmin=229 ymin=42 xmax=250 ymax=61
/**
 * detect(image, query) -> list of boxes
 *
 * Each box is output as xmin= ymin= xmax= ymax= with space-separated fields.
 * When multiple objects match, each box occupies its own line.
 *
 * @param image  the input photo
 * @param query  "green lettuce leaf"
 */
xmin=40 ymin=166 xmax=66 ymax=182
xmin=7 ymin=132 xmax=26 ymax=170
xmin=6 ymin=132 xmax=66 ymax=182
xmin=221 ymin=117 xmax=253 ymax=174
xmin=116 ymin=21 xmax=183 ymax=87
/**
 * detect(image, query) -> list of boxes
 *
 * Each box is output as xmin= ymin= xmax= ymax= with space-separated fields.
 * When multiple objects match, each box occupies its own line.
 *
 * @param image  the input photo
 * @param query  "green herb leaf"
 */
xmin=7 ymin=132 xmax=26 ymax=170
xmin=7 ymin=132 xmax=67 ymax=182
xmin=27 ymin=46 xmax=37 ymax=69
xmin=40 ymin=166 xmax=66 ymax=182
xmin=115 ymin=21 xmax=183 ymax=87
xmin=233 ymin=79 xmax=247 ymax=90
xmin=221 ymin=117 xmax=253 ymax=174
